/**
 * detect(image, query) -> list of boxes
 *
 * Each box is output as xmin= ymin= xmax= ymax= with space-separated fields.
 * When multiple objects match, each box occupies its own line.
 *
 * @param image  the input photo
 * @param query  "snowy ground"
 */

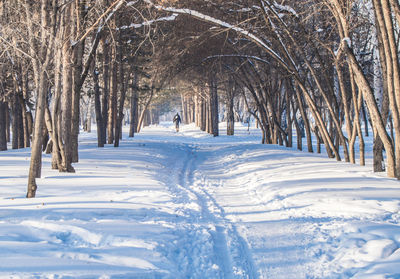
xmin=0 ymin=122 xmax=399 ymax=278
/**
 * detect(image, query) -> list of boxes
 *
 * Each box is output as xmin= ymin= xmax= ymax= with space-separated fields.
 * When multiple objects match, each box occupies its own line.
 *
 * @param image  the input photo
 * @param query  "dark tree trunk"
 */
xmin=5 ymin=102 xmax=10 ymax=143
xmin=181 ymin=93 xmax=187 ymax=124
xmin=373 ymin=135 xmax=385 ymax=172
xmin=206 ymin=98 xmax=211 ymax=134
xmin=93 ymin=65 xmax=104 ymax=147
xmin=286 ymin=89 xmax=292 ymax=148
xmin=0 ymin=101 xmax=7 ymax=151
xmin=21 ymin=70 xmax=31 ymax=148
xmin=315 ymin=126 xmax=321 ymax=154
xmin=361 ymin=101 xmax=369 ymax=137
xmin=17 ymin=94 xmax=24 ymax=149
xmin=200 ymin=96 xmax=206 ymax=131
xmin=101 ymin=37 xmax=109 ymax=145
xmin=226 ymin=79 xmax=235 ymax=136
xmin=11 ymin=94 xmax=19 ymax=149
xmin=209 ymin=74 xmax=219 ymax=137
xmin=129 ymin=73 xmax=138 ymax=137
xmin=294 ymin=116 xmax=302 ymax=151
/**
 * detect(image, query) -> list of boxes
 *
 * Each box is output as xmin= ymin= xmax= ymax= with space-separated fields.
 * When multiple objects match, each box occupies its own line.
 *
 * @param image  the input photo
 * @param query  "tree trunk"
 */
xmin=129 ymin=73 xmax=138 ymax=137
xmin=361 ymin=101 xmax=369 ymax=137
xmin=86 ymin=98 xmax=92 ymax=133
xmin=137 ymin=89 xmax=154 ymax=133
xmin=93 ymin=63 xmax=104 ymax=147
xmin=226 ymin=79 xmax=235 ymax=136
xmin=200 ymin=95 xmax=206 ymax=131
xmin=21 ymin=69 xmax=30 ymax=148
xmin=114 ymin=45 xmax=127 ymax=148
xmin=0 ymin=101 xmax=7 ymax=151
xmin=101 ymin=38 xmax=109 ymax=145
xmin=11 ymin=93 xmax=19 ymax=149
xmin=344 ymin=45 xmax=396 ymax=177
xmin=315 ymin=126 xmax=321 ymax=154
xmin=60 ymin=4 xmax=75 ymax=173
xmin=209 ymin=74 xmax=219 ymax=137
xmin=181 ymin=93 xmax=187 ymax=124
xmin=286 ymin=88 xmax=292 ymax=148
xmin=372 ymin=18 xmax=389 ymax=171
xmin=71 ymin=41 xmax=84 ymax=163
xmin=17 ymin=94 xmax=24 ymax=149
xmin=107 ymin=45 xmax=118 ymax=144
xmin=51 ymin=40 xmax=63 ymax=170
xmin=27 ymin=70 xmax=48 ymax=197
xmin=5 ymin=103 xmax=10 ymax=143
xmin=206 ymin=97 xmax=211 ymax=134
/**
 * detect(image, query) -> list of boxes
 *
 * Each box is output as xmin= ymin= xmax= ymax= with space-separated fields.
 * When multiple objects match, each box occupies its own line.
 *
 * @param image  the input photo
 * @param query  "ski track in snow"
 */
xmin=0 ymin=122 xmax=400 ymax=278
xmin=156 ymin=140 xmax=257 ymax=278
xmin=176 ymin=143 xmax=257 ymax=278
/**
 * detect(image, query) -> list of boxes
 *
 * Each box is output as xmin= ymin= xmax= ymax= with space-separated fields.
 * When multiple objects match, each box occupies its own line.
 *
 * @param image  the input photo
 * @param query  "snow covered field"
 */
xmin=0 ymin=123 xmax=399 ymax=278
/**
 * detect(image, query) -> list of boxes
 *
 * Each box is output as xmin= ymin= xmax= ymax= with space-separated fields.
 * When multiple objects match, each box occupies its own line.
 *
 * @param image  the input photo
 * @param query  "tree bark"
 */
xmin=5 ymin=103 xmax=10 ymax=143
xmin=11 ymin=93 xmax=19 ymax=149
xmin=101 ymin=37 xmax=109 ymax=145
xmin=60 ymin=3 xmax=75 ymax=173
xmin=129 ymin=73 xmax=138 ymax=137
xmin=137 ymin=88 xmax=154 ymax=133
xmin=210 ymin=74 xmax=219 ymax=137
xmin=107 ymin=45 xmax=118 ymax=144
xmin=21 ymin=68 xmax=30 ymax=148
xmin=226 ymin=79 xmax=235 ymax=136
xmin=0 ymin=101 xmax=7 ymax=151
xmin=114 ymin=45 xmax=127 ymax=148
xmin=93 ymin=63 xmax=104 ymax=147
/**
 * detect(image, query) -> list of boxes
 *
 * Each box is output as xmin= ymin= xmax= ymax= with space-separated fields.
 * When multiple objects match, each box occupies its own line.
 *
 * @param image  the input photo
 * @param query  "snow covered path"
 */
xmin=0 ymin=123 xmax=400 ymax=278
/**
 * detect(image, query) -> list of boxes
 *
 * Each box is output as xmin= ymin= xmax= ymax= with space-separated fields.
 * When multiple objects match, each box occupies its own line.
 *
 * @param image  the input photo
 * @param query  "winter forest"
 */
xmin=1 ymin=0 xmax=400 ymax=278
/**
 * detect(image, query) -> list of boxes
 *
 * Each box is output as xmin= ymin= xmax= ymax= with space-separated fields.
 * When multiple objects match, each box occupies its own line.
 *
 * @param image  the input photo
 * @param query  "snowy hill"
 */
xmin=0 ymin=123 xmax=399 ymax=278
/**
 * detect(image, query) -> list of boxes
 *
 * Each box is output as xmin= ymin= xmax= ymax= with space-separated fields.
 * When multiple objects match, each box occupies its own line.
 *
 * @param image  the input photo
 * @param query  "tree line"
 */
xmin=0 ymin=0 xmax=399 ymax=198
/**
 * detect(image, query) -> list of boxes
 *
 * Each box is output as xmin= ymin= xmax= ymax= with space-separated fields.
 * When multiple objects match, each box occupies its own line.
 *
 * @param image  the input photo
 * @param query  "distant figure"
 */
xmin=173 ymin=112 xmax=181 ymax=132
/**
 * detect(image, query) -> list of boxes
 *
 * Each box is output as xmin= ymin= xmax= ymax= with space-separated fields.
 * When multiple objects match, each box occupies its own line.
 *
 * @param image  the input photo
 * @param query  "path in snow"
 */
xmin=145 ymin=134 xmax=258 ymax=278
xmin=173 ymin=143 xmax=257 ymax=278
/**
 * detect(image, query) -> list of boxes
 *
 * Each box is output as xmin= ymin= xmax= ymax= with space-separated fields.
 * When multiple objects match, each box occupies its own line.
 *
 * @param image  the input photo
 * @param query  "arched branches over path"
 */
xmin=142 ymin=0 xmax=400 ymax=179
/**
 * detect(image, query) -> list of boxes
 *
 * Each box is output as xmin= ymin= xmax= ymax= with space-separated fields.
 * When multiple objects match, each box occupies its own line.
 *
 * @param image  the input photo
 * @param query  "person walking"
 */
xmin=173 ymin=112 xmax=181 ymax=132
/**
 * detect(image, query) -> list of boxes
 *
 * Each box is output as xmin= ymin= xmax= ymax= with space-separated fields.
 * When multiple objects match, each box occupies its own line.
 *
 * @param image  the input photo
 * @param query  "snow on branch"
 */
xmin=143 ymin=0 xmax=287 ymax=67
xmin=117 ymin=14 xmax=178 ymax=30
xmin=343 ymin=37 xmax=352 ymax=48
xmin=126 ymin=1 xmax=139 ymax=7
xmin=272 ymin=1 xmax=298 ymax=18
